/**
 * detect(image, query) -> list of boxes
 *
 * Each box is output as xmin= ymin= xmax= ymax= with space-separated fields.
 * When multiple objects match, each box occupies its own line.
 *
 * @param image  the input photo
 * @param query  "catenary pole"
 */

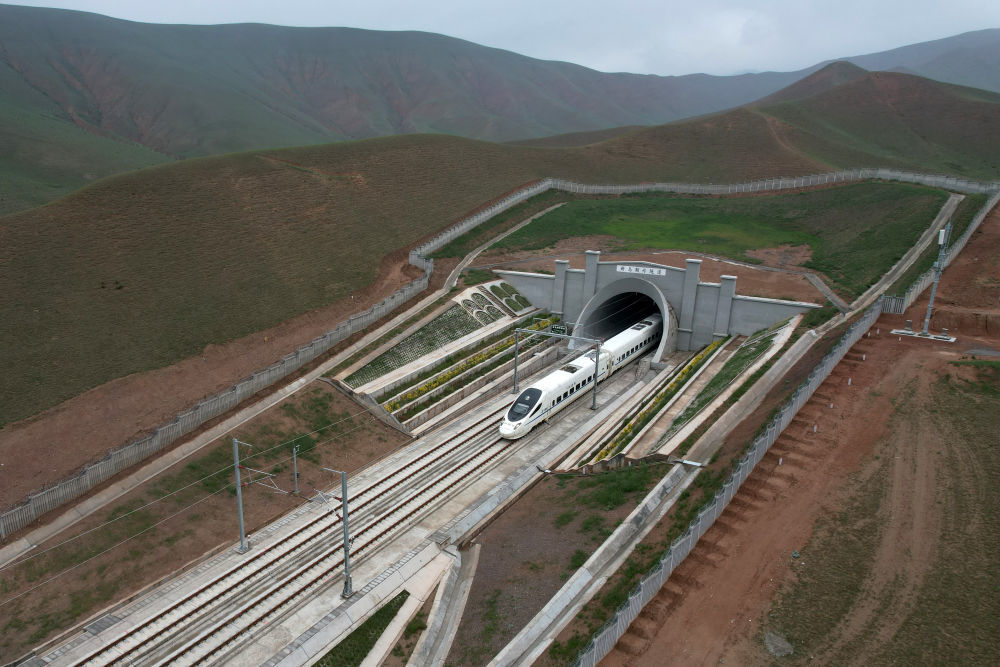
xmin=232 ymin=438 xmax=249 ymax=553
xmin=323 ymin=468 xmax=353 ymax=598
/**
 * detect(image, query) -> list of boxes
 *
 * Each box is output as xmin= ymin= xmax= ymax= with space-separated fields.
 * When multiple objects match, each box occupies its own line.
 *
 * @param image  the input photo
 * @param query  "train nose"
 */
xmin=499 ymin=421 xmax=517 ymax=438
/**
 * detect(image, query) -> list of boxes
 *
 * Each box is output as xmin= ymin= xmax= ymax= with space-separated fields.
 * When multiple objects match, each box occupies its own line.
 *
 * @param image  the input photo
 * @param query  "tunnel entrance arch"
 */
xmin=573 ymin=277 xmax=677 ymax=362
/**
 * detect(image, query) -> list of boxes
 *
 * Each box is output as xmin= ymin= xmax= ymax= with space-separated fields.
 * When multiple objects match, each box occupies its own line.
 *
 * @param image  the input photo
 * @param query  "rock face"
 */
xmin=764 ymin=631 xmax=795 ymax=657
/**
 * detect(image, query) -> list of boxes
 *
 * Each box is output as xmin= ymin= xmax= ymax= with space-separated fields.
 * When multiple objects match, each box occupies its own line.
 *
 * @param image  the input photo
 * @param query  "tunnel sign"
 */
xmin=551 ymin=325 xmax=567 ymax=335
xmin=616 ymin=264 xmax=666 ymax=276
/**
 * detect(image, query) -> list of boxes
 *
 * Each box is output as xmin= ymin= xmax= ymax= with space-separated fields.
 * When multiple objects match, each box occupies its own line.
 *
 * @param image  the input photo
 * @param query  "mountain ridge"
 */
xmin=2 ymin=3 xmax=1000 ymax=215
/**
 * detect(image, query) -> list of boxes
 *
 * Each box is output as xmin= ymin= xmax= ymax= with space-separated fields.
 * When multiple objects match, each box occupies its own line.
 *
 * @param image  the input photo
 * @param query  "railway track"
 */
xmin=73 ymin=405 xmax=518 ymax=666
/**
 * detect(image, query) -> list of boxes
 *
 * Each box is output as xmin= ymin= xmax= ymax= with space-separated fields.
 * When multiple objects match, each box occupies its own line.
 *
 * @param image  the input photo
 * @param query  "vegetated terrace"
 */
xmin=488 ymin=182 xmax=949 ymax=298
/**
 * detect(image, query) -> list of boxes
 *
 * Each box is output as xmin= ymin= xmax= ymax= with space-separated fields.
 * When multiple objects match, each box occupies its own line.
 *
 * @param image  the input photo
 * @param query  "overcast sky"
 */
xmin=5 ymin=0 xmax=1000 ymax=75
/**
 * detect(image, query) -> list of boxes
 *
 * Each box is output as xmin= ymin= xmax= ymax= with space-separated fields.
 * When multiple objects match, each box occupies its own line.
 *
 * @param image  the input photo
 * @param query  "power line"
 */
xmin=0 ymin=484 xmax=232 ymax=610
xmin=0 ymin=407 xmax=371 ymax=574
xmin=0 ymin=418 xmax=374 ymax=609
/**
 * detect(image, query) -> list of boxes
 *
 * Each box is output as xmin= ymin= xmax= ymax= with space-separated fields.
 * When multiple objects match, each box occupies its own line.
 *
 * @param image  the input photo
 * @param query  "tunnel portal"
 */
xmin=571 ymin=276 xmax=679 ymax=362
xmin=577 ymin=292 xmax=659 ymax=342
xmin=496 ymin=250 xmax=816 ymax=351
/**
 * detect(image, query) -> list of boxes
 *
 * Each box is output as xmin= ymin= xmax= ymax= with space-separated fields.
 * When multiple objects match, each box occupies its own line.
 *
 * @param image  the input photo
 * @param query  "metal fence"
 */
xmin=4 ymin=168 xmax=996 ymax=541
xmin=881 ymin=191 xmax=1000 ymax=314
xmin=547 ymin=168 xmax=998 ymax=197
xmin=572 ymin=302 xmax=884 ymax=666
xmin=0 ymin=263 xmax=433 ymax=540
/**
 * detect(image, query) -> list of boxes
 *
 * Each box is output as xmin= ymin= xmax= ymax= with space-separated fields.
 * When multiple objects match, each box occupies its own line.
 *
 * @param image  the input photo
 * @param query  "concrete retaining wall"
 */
xmin=373 ymin=313 xmax=544 ymax=402
xmin=500 ymin=256 xmax=817 ymax=351
xmin=401 ymin=345 xmax=559 ymax=430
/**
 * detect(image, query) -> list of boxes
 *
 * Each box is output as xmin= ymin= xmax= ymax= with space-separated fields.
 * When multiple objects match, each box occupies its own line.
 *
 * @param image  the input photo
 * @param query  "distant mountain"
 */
xmin=0 ymin=5 xmax=804 ymax=152
xmin=527 ymin=66 xmax=1000 ymax=180
xmin=756 ymin=70 xmax=1000 ymax=178
xmin=844 ymin=28 xmax=1000 ymax=94
xmin=506 ymin=125 xmax=644 ymax=148
xmin=2 ymin=3 xmax=999 ymax=216
xmin=0 ymin=4 xmax=814 ymax=215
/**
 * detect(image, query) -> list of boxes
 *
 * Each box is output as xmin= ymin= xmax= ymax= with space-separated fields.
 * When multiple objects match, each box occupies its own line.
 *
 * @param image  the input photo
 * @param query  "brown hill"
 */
xmin=757 ymin=61 xmax=869 ymax=104
xmin=506 ymin=126 xmax=644 ymax=148
xmin=759 ymin=71 xmax=1000 ymax=177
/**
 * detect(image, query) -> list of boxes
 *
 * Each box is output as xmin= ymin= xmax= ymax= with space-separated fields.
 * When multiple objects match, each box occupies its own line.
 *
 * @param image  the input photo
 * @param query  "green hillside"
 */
xmin=7 ymin=7 xmax=999 ymax=217
xmin=0 ymin=101 xmax=168 ymax=215
xmin=3 ymin=62 xmax=1000 ymax=426
xmin=0 ymin=3 xmax=808 ymax=215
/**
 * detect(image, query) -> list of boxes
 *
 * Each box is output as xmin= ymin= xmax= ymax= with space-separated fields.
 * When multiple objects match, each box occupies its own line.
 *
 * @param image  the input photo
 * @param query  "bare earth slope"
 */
xmin=601 ymin=204 xmax=1000 ymax=665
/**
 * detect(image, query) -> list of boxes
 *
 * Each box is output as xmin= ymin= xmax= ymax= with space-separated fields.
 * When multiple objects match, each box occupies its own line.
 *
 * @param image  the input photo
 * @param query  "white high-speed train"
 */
xmin=499 ymin=314 xmax=662 ymax=439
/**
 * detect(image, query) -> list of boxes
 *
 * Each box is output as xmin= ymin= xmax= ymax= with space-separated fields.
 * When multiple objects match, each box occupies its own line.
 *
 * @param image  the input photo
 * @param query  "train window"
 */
xmin=507 ymin=388 xmax=542 ymax=421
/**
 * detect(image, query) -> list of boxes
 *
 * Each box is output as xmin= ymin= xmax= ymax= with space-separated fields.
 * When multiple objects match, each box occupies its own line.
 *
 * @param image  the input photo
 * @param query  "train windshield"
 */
xmin=507 ymin=388 xmax=542 ymax=421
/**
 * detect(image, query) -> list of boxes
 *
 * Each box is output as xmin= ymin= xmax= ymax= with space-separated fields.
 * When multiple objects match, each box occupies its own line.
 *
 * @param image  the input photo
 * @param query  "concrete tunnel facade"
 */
xmin=495 ymin=250 xmax=819 ymax=357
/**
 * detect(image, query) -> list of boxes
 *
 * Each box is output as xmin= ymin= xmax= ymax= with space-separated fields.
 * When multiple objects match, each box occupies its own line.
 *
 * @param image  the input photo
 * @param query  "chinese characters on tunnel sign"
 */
xmin=616 ymin=264 xmax=667 ymax=276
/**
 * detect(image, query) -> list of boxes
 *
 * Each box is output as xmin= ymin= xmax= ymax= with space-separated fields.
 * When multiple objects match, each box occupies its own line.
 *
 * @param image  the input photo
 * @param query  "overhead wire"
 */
xmin=0 ymin=416 xmax=375 ymax=609
xmin=0 ymin=298 xmax=653 ymax=602
xmin=0 ymin=483 xmax=232 ymax=609
xmin=0 ymin=406 xmax=371 ymax=574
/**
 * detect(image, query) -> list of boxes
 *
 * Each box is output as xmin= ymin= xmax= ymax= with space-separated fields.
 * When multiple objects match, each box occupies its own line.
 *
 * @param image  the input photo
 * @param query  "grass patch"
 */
xmin=461 ymin=268 xmax=496 ymax=285
xmin=801 ymin=302 xmax=840 ymax=328
xmin=558 ymin=464 xmax=659 ymax=512
xmin=555 ymin=510 xmax=578 ymax=528
xmin=491 ymin=183 xmax=948 ymax=298
xmin=459 ymin=588 xmax=510 ymax=665
xmin=765 ymin=467 xmax=887 ymax=655
xmin=315 ymin=590 xmax=409 ymax=667
xmin=432 ymin=189 xmax=573 ymax=259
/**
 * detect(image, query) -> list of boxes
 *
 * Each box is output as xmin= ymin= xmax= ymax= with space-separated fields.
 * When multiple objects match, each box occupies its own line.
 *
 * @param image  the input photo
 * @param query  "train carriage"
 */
xmin=499 ymin=314 xmax=662 ymax=439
